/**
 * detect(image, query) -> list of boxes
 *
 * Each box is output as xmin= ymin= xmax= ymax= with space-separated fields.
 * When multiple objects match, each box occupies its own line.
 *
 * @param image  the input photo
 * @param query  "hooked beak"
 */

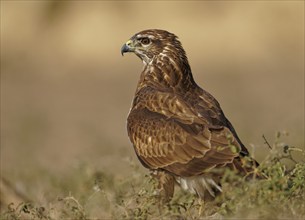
xmin=121 ymin=40 xmax=135 ymax=56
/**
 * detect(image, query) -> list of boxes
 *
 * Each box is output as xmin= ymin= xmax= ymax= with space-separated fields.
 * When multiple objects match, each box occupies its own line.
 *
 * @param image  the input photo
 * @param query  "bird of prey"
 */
xmin=121 ymin=29 xmax=258 ymax=203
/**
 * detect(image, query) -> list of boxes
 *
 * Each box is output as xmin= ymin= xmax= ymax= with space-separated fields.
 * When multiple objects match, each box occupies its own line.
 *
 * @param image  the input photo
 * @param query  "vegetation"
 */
xmin=1 ymin=132 xmax=304 ymax=219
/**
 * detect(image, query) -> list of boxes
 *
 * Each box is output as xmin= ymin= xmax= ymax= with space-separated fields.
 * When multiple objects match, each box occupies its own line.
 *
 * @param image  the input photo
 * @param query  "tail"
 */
xmin=229 ymin=156 xmax=265 ymax=180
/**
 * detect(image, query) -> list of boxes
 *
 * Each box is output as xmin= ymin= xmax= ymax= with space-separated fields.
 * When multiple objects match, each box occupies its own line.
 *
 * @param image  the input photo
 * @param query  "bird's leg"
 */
xmin=150 ymin=170 xmax=175 ymax=205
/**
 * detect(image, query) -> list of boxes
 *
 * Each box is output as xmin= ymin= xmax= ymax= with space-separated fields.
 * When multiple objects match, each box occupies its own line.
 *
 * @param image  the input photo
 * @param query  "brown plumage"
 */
xmin=121 ymin=29 xmax=258 ymax=202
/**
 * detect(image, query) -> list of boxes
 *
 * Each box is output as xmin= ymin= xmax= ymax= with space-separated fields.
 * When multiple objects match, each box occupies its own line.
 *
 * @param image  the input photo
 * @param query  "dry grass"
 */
xmin=1 ymin=132 xmax=304 ymax=219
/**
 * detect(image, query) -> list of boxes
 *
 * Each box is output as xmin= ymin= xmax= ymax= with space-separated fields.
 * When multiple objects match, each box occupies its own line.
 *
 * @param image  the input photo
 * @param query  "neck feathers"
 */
xmin=137 ymin=47 xmax=197 ymax=93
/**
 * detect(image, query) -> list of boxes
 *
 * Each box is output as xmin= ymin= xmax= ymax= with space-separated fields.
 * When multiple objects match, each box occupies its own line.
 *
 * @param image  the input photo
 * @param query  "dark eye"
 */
xmin=140 ymin=38 xmax=150 ymax=45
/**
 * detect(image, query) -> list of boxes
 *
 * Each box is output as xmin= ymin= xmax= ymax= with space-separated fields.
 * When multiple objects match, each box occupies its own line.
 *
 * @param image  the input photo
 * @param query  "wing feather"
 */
xmin=127 ymin=106 xmax=240 ymax=175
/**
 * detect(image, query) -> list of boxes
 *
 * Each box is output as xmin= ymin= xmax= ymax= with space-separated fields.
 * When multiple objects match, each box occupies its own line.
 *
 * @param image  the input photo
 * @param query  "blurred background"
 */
xmin=1 ymin=0 xmax=304 ymax=207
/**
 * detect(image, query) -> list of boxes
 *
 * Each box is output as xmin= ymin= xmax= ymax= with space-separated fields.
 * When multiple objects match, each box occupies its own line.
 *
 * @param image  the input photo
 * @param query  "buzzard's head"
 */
xmin=121 ymin=29 xmax=186 ymax=64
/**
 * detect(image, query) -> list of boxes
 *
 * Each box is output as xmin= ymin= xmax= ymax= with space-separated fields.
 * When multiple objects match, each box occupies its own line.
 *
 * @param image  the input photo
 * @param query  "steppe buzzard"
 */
xmin=121 ymin=29 xmax=258 ymax=202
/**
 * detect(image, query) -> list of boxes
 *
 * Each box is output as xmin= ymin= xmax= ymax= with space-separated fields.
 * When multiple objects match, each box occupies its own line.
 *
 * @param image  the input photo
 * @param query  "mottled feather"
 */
xmin=122 ymin=29 xmax=259 ymax=202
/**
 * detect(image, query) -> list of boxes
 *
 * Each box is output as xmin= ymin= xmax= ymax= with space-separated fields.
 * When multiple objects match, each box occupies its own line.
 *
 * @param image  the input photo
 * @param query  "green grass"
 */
xmin=1 ymin=132 xmax=304 ymax=219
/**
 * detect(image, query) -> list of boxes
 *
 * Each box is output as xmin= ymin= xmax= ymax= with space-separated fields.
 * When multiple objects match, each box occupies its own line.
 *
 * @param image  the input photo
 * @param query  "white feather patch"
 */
xmin=175 ymin=176 xmax=222 ymax=198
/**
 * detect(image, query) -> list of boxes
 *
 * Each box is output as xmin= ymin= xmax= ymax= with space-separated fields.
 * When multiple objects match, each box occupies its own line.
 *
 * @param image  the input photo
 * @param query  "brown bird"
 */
xmin=121 ymin=29 xmax=258 ymax=202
